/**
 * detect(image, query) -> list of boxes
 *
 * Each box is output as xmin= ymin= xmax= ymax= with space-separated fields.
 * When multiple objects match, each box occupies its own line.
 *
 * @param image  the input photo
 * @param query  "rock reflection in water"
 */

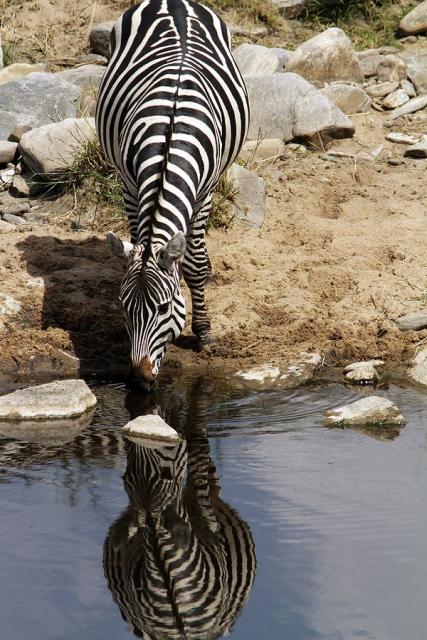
xmin=104 ymin=385 xmax=256 ymax=639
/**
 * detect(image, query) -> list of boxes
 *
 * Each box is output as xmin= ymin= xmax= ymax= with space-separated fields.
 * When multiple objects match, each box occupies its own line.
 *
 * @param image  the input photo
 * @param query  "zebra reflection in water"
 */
xmin=103 ymin=388 xmax=256 ymax=639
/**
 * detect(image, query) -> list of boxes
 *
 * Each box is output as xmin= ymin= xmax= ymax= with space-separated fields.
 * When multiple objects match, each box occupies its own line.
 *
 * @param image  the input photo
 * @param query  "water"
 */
xmin=1 ymin=377 xmax=427 ymax=640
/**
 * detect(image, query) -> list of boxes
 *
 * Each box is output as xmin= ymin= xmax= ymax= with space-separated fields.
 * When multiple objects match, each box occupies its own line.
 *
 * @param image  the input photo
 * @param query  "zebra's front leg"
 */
xmin=182 ymin=196 xmax=213 ymax=348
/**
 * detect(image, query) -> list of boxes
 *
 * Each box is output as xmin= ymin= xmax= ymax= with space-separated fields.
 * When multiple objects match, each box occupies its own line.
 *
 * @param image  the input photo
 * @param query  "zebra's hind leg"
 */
xmin=182 ymin=195 xmax=213 ymax=348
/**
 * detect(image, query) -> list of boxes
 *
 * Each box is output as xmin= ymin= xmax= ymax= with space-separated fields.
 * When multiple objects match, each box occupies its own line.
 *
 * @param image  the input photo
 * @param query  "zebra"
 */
xmin=96 ymin=0 xmax=249 ymax=389
xmin=104 ymin=387 xmax=256 ymax=639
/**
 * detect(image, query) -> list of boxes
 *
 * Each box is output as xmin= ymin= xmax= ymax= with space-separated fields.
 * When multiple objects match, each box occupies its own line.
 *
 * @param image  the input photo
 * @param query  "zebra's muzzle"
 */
xmin=131 ymin=356 xmax=156 ymax=391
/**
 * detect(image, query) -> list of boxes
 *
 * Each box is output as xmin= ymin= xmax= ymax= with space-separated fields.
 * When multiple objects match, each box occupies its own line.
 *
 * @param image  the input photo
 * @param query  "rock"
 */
xmin=401 ymin=35 xmax=419 ymax=44
xmin=2 ymin=213 xmax=27 ymax=225
xmin=399 ymin=1 xmax=427 ymax=35
xmin=0 ymin=63 xmax=46 ymax=86
xmin=8 ymin=124 xmax=33 ymax=143
xmin=245 ymin=73 xmax=355 ymax=143
xmin=55 ymin=64 xmax=105 ymax=88
xmin=122 ymin=414 xmax=180 ymax=444
xmin=0 ymin=409 xmax=94 ymax=446
xmin=376 ymin=55 xmax=407 ymax=83
xmin=228 ymin=24 xmax=268 ymax=38
xmin=0 ymin=165 xmax=15 ymax=190
xmin=270 ymin=48 xmax=294 ymax=70
xmin=393 ymin=311 xmax=427 ymax=331
xmin=286 ymin=28 xmax=364 ymax=85
xmin=0 ymin=112 xmax=38 ymax=144
xmin=0 ymin=292 xmax=21 ymax=323
xmin=400 ymin=48 xmax=427 ymax=93
xmin=0 ymin=220 xmax=14 ymax=232
xmin=272 ymin=0 xmax=306 ymax=19
xmin=228 ymin=163 xmax=266 ymax=229
xmin=324 ymin=396 xmax=405 ymax=427
xmin=386 ymin=131 xmax=419 ymax=144
xmin=0 ymin=141 xmax=17 ymax=164
xmin=233 ymin=44 xmax=281 ymax=77
xmin=236 ymin=364 xmax=281 ymax=381
xmin=408 ymin=346 xmax=427 ymax=386
xmin=400 ymin=78 xmax=416 ymax=97
xmin=366 ymin=81 xmax=399 ymax=98
xmin=0 ymin=379 xmax=97 ymax=420
xmin=385 ymin=94 xmax=427 ymax=121
xmin=382 ymin=89 xmax=409 ymax=109
xmin=0 ymin=203 xmax=30 ymax=216
xmin=404 ymin=135 xmax=427 ymax=158
xmin=357 ymin=50 xmax=384 ymax=77
xmin=321 ymin=83 xmax=371 ymax=114
xmin=19 ymin=117 xmax=96 ymax=178
xmin=239 ymin=138 xmax=285 ymax=162
xmin=89 ymin=21 xmax=115 ymax=58
xmin=10 ymin=175 xmax=31 ymax=197
xmin=344 ymin=360 xmax=384 ymax=384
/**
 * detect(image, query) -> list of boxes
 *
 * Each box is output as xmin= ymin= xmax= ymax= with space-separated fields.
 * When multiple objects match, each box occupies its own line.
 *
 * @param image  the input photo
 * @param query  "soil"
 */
xmin=1 ymin=1 xmax=427 ymax=384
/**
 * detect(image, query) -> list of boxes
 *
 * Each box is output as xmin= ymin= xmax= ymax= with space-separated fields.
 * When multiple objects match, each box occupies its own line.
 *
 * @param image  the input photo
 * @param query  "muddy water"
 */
xmin=0 ymin=377 xmax=426 ymax=640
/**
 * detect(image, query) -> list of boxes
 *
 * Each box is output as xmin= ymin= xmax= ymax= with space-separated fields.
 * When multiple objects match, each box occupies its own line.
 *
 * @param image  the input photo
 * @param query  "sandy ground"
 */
xmin=1 ymin=1 xmax=427 ymax=382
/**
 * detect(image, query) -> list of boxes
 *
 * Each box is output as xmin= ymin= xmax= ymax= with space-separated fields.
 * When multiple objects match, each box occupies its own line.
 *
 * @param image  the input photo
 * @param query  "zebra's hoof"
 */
xmin=198 ymin=333 xmax=215 ymax=350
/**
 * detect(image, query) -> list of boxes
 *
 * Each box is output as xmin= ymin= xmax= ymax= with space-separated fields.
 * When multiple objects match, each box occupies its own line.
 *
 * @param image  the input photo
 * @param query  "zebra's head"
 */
xmin=107 ymin=231 xmax=186 ymax=390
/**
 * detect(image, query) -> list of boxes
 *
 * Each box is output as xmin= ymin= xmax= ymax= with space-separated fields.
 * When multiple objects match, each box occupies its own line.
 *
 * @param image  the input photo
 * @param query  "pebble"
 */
xmin=382 ymin=89 xmax=409 ymax=109
xmin=0 ymin=203 xmax=30 ymax=216
xmin=376 ymin=55 xmax=407 ymax=83
xmin=0 ymin=141 xmax=18 ymax=164
xmin=400 ymin=78 xmax=416 ymax=98
xmin=2 ymin=213 xmax=27 ymax=225
xmin=324 ymin=396 xmax=405 ymax=427
xmin=386 ymin=132 xmax=419 ymax=145
xmin=122 ymin=414 xmax=180 ymax=444
xmin=393 ymin=311 xmax=427 ymax=331
xmin=366 ymin=81 xmax=399 ymax=98
xmin=344 ymin=360 xmax=384 ymax=384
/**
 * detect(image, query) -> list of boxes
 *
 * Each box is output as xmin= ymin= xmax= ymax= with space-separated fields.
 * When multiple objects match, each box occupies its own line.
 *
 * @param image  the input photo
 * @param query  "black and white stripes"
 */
xmin=96 ymin=0 xmax=249 ymax=386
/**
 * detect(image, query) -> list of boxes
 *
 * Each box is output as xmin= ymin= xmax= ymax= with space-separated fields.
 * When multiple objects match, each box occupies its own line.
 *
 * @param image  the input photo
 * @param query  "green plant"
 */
xmin=304 ymin=0 xmax=393 ymax=22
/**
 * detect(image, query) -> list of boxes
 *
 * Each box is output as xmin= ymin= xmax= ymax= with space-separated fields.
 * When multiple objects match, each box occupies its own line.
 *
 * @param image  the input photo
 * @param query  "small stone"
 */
xmin=408 ymin=346 xmax=427 ymax=386
xmin=89 ymin=21 xmax=115 ymax=58
xmin=393 ymin=311 xmax=427 ymax=331
xmin=2 ymin=213 xmax=27 ymax=225
xmin=239 ymin=138 xmax=285 ymax=162
xmin=386 ymin=132 xmax=418 ymax=145
xmin=400 ymin=35 xmax=418 ymax=44
xmin=324 ymin=396 xmax=405 ymax=427
xmin=0 ymin=220 xmax=14 ymax=232
xmin=366 ymin=81 xmax=399 ymax=98
xmin=0 ymin=203 xmax=30 ymax=216
xmin=0 ymin=141 xmax=18 ymax=164
xmin=0 ymin=292 xmax=21 ymax=316
xmin=0 ymin=379 xmax=97 ymax=420
xmin=321 ymin=83 xmax=371 ymax=114
xmin=400 ymin=49 xmax=427 ymax=94
xmin=388 ymin=157 xmax=405 ymax=166
xmin=232 ymin=43 xmax=281 ymax=77
xmin=382 ymin=89 xmax=409 ymax=109
xmin=228 ymin=163 xmax=266 ymax=229
xmin=236 ymin=364 xmax=281 ymax=382
xmin=344 ymin=360 xmax=384 ymax=384
xmin=357 ymin=49 xmax=384 ymax=77
xmin=400 ymin=78 xmax=416 ymax=97
xmin=404 ymin=135 xmax=427 ymax=158
xmin=10 ymin=175 xmax=31 ymax=197
xmin=122 ymin=414 xmax=180 ymax=443
xmin=399 ymin=1 xmax=427 ymax=36
xmin=377 ymin=55 xmax=407 ymax=83
xmin=0 ymin=165 xmax=15 ymax=189
xmin=386 ymin=94 xmax=427 ymax=122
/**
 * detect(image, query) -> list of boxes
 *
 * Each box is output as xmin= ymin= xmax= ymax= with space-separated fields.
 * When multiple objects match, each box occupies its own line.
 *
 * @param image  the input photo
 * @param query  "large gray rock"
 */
xmin=321 ymin=83 xmax=371 ymax=114
xmin=271 ymin=48 xmax=294 ymax=70
xmin=400 ymin=48 xmax=427 ymax=94
xmin=89 ymin=21 xmax=115 ymax=58
xmin=122 ymin=414 xmax=180 ymax=444
xmin=272 ymin=0 xmax=306 ymax=18
xmin=376 ymin=55 xmax=407 ymax=83
xmin=19 ymin=117 xmax=96 ymax=178
xmin=286 ymin=28 xmax=364 ymax=85
xmin=324 ymin=396 xmax=405 ymax=427
xmin=399 ymin=1 xmax=427 ymax=35
xmin=228 ymin=163 xmax=266 ymax=229
xmin=55 ymin=64 xmax=105 ymax=89
xmin=0 ymin=73 xmax=81 ymax=139
xmin=245 ymin=73 xmax=355 ymax=142
xmin=233 ymin=44 xmax=281 ymax=77
xmin=0 ymin=379 xmax=97 ymax=420
xmin=408 ymin=346 xmax=427 ymax=386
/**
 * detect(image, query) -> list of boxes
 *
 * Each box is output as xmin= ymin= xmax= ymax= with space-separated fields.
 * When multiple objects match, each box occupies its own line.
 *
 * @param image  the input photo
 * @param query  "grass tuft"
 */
xmin=204 ymin=0 xmax=283 ymax=31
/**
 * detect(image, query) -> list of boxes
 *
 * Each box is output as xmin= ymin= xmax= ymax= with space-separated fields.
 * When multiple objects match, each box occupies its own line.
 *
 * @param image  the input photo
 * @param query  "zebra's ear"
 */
xmin=157 ymin=232 xmax=186 ymax=271
xmin=106 ymin=232 xmax=134 ymax=260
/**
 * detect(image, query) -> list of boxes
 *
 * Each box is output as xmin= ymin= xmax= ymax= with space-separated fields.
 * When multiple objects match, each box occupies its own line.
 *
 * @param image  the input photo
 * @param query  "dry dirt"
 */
xmin=1 ymin=1 xmax=427 ymax=383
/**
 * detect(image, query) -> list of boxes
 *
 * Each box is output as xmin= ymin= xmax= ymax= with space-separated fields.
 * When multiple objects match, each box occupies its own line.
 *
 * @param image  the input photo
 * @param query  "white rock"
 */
xmin=0 ymin=63 xmax=46 ymax=86
xmin=236 ymin=364 xmax=281 ymax=381
xmin=400 ymin=78 xmax=416 ymax=98
xmin=0 ymin=379 xmax=97 ymax=420
xmin=399 ymin=1 xmax=427 ymax=35
xmin=366 ymin=81 xmax=399 ymax=98
xmin=344 ymin=360 xmax=384 ymax=384
xmin=404 ymin=135 xmax=427 ymax=158
xmin=382 ymin=89 xmax=409 ymax=109
xmin=122 ymin=414 xmax=180 ymax=443
xmin=233 ymin=44 xmax=281 ymax=77
xmin=228 ymin=163 xmax=266 ymax=228
xmin=386 ymin=131 xmax=419 ymax=145
xmin=286 ymin=28 xmax=364 ymax=85
xmin=239 ymin=138 xmax=285 ymax=162
xmin=0 ymin=292 xmax=21 ymax=317
xmin=321 ymin=83 xmax=371 ymax=114
xmin=324 ymin=396 xmax=405 ymax=426
xmin=89 ymin=21 xmax=115 ymax=58
xmin=19 ymin=117 xmax=96 ymax=178
xmin=385 ymin=94 xmax=427 ymax=121
xmin=408 ymin=346 xmax=427 ymax=386
xmin=376 ymin=55 xmax=407 ymax=83
xmin=400 ymin=49 xmax=427 ymax=94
